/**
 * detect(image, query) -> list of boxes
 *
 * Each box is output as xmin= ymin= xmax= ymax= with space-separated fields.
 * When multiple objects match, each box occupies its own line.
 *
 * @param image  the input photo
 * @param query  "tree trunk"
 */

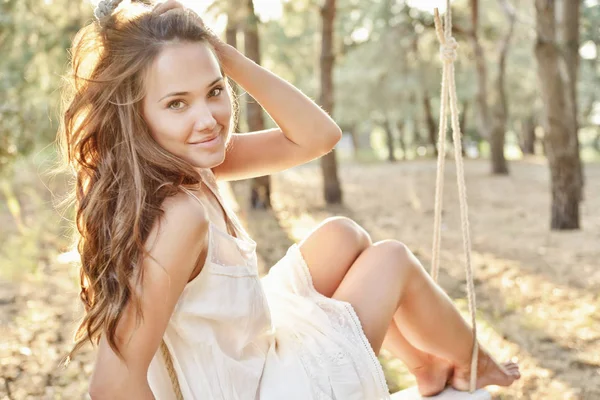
xmin=411 ymin=92 xmax=424 ymax=148
xmin=225 ymin=13 xmax=238 ymax=52
xmin=397 ymin=120 xmax=406 ymax=160
xmin=489 ymin=124 xmax=508 ymax=174
xmin=459 ymin=100 xmax=468 ymax=156
xmin=348 ymin=124 xmax=360 ymax=160
xmin=534 ymin=0 xmax=580 ymax=230
xmin=384 ymin=119 xmax=396 ymax=162
xmin=593 ymin=130 xmax=600 ymax=153
xmin=490 ymin=0 xmax=516 ymax=175
xmin=423 ymin=90 xmax=437 ymax=157
xmin=470 ymin=0 xmax=493 ymax=144
xmin=410 ymin=35 xmax=427 ymax=156
xmin=226 ymin=8 xmax=241 ymax=133
xmin=413 ymin=115 xmax=424 ymax=148
xmin=319 ymin=0 xmax=342 ymax=204
xmin=244 ymin=0 xmax=271 ymax=209
xmin=459 ymin=100 xmax=468 ymax=138
xmin=561 ymin=0 xmax=584 ymax=201
xmin=520 ymin=116 xmax=536 ymax=155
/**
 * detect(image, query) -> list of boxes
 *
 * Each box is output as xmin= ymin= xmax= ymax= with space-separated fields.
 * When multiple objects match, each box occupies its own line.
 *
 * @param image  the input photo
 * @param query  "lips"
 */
xmin=189 ymin=130 xmax=220 ymax=145
xmin=190 ymin=135 xmax=217 ymax=145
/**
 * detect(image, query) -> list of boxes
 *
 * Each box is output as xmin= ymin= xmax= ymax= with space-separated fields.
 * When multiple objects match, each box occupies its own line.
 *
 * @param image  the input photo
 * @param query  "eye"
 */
xmin=167 ymin=100 xmax=186 ymax=110
xmin=209 ymin=86 xmax=224 ymax=98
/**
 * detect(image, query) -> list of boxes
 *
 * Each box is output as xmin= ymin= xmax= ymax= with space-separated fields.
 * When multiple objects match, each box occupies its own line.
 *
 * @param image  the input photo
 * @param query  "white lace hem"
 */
xmin=289 ymin=243 xmax=391 ymax=399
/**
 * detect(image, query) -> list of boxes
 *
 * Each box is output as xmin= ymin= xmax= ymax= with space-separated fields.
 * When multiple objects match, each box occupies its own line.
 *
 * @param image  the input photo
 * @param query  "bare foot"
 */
xmin=409 ymin=354 xmax=453 ymax=397
xmin=451 ymin=348 xmax=521 ymax=391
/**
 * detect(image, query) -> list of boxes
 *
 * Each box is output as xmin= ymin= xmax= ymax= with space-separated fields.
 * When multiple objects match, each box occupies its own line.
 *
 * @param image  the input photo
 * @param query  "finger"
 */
xmin=153 ymin=0 xmax=183 ymax=15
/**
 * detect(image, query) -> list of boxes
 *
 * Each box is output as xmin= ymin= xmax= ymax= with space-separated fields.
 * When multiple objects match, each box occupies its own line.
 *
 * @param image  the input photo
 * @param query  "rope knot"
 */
xmin=440 ymin=37 xmax=458 ymax=63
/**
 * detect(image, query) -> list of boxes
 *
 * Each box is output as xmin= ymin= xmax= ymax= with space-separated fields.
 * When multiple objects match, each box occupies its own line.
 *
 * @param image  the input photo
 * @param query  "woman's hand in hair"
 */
xmin=152 ymin=0 xmax=186 ymax=16
xmin=152 ymin=0 xmax=230 ymax=67
xmin=152 ymin=1 xmax=212 ymax=33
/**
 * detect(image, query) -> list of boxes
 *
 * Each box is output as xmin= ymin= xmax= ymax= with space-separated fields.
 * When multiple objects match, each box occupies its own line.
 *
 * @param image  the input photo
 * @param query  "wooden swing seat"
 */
xmin=391 ymin=387 xmax=491 ymax=400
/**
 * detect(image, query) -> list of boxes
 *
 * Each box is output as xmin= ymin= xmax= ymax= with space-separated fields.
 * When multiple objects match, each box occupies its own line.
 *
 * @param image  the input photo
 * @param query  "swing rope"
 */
xmin=431 ymin=1 xmax=479 ymax=393
xmin=161 ymin=340 xmax=184 ymax=400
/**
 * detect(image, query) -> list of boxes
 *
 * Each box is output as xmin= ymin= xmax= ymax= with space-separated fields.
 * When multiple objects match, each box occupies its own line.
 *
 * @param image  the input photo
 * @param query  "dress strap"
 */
xmin=180 ymin=180 xmax=240 ymax=239
xmin=196 ymin=169 xmax=253 ymax=243
xmin=179 ymin=186 xmax=207 ymax=211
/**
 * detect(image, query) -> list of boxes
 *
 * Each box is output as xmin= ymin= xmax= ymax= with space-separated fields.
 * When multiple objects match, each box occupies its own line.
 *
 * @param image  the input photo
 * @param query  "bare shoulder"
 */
xmin=144 ymin=189 xmax=209 ymax=276
xmin=150 ymin=189 xmax=208 ymax=242
xmin=160 ymin=189 xmax=209 ymax=227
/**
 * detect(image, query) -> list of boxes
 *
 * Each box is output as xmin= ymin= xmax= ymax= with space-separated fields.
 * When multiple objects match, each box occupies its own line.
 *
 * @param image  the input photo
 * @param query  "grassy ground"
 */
xmin=0 ymin=153 xmax=598 ymax=399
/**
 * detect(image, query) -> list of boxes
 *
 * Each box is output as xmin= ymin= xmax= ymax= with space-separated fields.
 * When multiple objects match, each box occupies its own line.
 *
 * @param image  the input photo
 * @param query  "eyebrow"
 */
xmin=157 ymin=77 xmax=224 ymax=103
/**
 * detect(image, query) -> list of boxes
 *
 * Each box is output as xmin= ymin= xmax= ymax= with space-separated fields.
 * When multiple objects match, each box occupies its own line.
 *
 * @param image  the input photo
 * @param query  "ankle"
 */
xmin=456 ymin=345 xmax=490 ymax=376
xmin=406 ymin=352 xmax=436 ymax=373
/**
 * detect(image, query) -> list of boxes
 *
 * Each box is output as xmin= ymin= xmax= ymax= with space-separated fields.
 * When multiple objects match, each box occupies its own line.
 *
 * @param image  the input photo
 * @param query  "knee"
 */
xmin=371 ymin=240 xmax=418 ymax=275
xmin=319 ymin=216 xmax=372 ymax=252
xmin=371 ymin=239 xmax=410 ymax=259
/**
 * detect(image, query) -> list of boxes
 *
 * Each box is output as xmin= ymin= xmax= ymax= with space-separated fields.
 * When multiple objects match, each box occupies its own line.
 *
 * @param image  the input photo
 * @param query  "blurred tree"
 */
xmin=560 ymin=0 xmax=584 ymax=201
xmin=320 ymin=0 xmax=343 ymax=204
xmin=534 ymin=0 xmax=580 ymax=230
xmin=469 ymin=0 xmax=493 ymax=153
xmin=243 ymin=0 xmax=272 ymax=209
xmin=225 ymin=0 xmax=242 ymax=133
xmin=384 ymin=116 xmax=397 ymax=162
xmin=519 ymin=116 xmax=536 ymax=155
xmin=487 ymin=0 xmax=516 ymax=175
xmin=580 ymin=1 xmax=599 ymax=130
xmin=470 ymin=0 xmax=511 ymax=174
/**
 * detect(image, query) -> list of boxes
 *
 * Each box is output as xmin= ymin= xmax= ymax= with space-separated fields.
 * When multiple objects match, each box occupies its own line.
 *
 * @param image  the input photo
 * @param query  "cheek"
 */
xmin=216 ymin=94 xmax=233 ymax=125
xmin=145 ymin=113 xmax=188 ymax=149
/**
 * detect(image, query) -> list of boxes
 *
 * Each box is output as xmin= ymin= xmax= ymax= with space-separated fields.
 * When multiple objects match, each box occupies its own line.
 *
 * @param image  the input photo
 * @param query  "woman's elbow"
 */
xmin=88 ymin=382 xmax=155 ymax=400
xmin=88 ymin=383 xmax=110 ymax=400
xmin=321 ymin=126 xmax=343 ymax=153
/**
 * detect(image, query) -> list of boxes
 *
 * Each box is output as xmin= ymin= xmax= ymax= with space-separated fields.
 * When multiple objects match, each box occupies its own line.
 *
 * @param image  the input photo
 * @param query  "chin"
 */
xmin=189 ymin=149 xmax=226 ymax=170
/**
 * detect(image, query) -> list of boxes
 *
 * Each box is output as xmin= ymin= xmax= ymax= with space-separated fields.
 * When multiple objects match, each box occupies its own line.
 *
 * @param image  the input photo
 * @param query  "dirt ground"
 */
xmin=1 ymin=157 xmax=599 ymax=399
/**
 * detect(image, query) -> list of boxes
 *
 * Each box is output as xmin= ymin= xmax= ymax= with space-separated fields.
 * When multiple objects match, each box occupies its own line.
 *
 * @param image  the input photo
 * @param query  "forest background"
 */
xmin=0 ymin=0 xmax=599 ymax=399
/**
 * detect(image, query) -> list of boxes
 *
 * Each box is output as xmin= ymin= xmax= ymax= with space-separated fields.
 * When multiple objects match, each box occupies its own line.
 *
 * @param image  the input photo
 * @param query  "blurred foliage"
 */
xmin=0 ymin=146 xmax=73 ymax=280
xmin=258 ymin=0 xmax=599 ymax=158
xmin=0 ymin=0 xmax=598 ymax=174
xmin=0 ymin=0 xmax=91 ymax=177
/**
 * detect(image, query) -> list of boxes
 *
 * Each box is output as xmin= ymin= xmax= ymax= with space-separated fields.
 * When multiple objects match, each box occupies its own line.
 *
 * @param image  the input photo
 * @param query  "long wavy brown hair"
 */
xmin=57 ymin=2 xmax=234 ymax=363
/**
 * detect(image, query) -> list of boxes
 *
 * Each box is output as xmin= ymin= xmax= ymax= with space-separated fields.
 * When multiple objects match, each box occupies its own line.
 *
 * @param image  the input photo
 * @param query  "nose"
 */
xmin=192 ymin=102 xmax=217 ymax=133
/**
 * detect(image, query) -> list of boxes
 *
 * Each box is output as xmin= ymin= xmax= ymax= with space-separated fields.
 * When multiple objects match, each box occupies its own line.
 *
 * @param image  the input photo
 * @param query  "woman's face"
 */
xmin=142 ymin=41 xmax=232 ymax=169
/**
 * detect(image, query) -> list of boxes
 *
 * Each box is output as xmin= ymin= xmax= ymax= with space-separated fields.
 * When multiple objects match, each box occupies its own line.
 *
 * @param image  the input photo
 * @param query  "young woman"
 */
xmin=60 ymin=1 xmax=520 ymax=398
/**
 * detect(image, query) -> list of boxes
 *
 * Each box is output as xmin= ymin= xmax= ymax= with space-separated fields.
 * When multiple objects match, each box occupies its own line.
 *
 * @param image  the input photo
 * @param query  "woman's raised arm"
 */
xmin=212 ymin=43 xmax=342 ymax=181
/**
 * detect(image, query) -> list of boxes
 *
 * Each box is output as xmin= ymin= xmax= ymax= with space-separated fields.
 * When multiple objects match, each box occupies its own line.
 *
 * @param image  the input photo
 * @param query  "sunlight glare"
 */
xmin=89 ymin=0 xmax=283 ymax=33
xmin=351 ymin=27 xmax=370 ymax=43
xmin=406 ymin=0 xmax=453 ymax=14
xmin=580 ymin=40 xmax=597 ymax=60
xmin=289 ymin=214 xmax=319 ymax=242
xmin=179 ymin=0 xmax=283 ymax=26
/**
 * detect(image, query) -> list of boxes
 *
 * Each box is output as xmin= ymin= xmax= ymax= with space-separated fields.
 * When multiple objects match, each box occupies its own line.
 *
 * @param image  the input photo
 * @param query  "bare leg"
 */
xmin=332 ymin=240 xmax=520 ymax=392
xmin=383 ymin=322 xmax=453 ymax=396
xmin=298 ymin=218 xmax=452 ymax=394
xmin=389 ymin=246 xmax=520 ymax=391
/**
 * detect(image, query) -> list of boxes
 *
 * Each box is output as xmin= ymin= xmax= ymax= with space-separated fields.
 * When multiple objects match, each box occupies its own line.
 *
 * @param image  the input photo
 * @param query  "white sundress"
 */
xmin=147 ymin=171 xmax=390 ymax=400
